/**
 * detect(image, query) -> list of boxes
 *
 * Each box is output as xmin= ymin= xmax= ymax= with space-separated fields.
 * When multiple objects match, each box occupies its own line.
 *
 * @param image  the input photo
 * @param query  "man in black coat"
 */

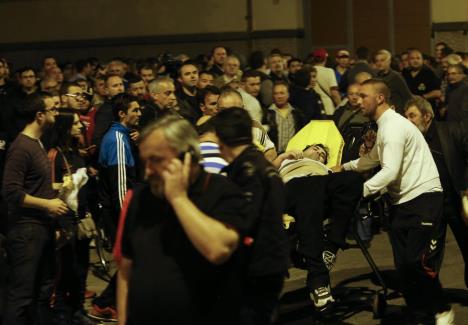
xmin=405 ymin=96 xmax=468 ymax=288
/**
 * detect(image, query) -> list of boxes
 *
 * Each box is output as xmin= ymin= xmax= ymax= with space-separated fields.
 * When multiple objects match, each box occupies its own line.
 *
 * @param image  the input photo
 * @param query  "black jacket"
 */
xmin=431 ymin=121 xmax=468 ymax=193
xmin=265 ymin=106 xmax=306 ymax=151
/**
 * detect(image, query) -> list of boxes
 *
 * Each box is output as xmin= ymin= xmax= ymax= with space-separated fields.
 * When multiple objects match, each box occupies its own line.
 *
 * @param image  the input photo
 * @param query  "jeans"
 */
xmin=3 ymin=222 xmax=55 ymax=325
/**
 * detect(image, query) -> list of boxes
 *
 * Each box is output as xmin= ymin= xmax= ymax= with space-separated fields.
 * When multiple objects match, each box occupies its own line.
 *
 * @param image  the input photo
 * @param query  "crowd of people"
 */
xmin=0 ymin=41 xmax=467 ymax=325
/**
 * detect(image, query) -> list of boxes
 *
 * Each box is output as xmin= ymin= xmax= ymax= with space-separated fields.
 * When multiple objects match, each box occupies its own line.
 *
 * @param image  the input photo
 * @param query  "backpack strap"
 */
xmin=47 ymin=148 xmax=58 ymax=183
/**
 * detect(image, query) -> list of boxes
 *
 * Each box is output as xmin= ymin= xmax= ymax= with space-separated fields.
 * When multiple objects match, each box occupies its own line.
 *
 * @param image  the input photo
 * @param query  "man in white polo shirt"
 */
xmin=333 ymin=79 xmax=453 ymax=324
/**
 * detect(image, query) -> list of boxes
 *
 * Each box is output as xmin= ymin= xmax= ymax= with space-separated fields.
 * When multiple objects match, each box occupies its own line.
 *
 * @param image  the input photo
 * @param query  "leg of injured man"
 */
xmin=285 ymin=171 xmax=364 ymax=310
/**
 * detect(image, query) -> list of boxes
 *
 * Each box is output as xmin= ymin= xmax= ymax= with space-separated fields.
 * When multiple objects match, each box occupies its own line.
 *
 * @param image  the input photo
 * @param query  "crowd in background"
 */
xmin=0 ymin=41 xmax=467 ymax=325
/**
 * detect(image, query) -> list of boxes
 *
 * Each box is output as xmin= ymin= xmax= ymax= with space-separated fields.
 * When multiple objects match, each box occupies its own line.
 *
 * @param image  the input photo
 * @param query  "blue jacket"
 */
xmin=98 ymin=122 xmax=136 ymax=214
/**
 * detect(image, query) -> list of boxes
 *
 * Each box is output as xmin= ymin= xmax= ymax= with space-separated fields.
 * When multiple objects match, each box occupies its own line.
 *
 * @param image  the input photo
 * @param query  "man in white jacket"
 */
xmin=333 ymin=79 xmax=453 ymax=325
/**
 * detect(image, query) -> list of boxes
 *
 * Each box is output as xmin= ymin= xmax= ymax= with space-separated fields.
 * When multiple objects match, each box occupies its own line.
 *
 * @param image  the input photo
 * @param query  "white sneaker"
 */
xmin=310 ymin=285 xmax=335 ymax=311
xmin=435 ymin=308 xmax=455 ymax=325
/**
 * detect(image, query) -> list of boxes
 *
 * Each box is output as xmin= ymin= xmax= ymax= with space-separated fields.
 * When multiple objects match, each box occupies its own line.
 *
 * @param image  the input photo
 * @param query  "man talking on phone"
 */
xmin=114 ymin=115 xmax=248 ymax=324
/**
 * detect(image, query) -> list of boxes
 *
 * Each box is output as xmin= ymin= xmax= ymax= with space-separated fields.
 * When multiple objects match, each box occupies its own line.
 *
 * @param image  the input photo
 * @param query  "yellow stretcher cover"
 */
xmin=286 ymin=120 xmax=344 ymax=167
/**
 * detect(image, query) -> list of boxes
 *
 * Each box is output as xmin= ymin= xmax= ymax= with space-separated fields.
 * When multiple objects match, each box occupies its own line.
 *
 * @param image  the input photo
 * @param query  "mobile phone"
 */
xmin=178 ymin=148 xmax=196 ymax=162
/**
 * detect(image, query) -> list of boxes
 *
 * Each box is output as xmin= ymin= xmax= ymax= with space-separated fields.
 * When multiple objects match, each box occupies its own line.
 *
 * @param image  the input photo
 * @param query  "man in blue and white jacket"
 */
xmin=91 ymin=93 xmax=141 ymax=321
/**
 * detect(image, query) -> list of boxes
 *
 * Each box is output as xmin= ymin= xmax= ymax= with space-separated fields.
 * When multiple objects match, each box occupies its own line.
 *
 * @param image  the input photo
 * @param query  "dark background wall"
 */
xmin=0 ymin=0 xmax=465 ymax=69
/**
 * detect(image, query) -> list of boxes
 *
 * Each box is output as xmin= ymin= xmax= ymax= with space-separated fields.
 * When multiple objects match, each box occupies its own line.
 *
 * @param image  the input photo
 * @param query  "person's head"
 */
xmin=40 ymin=76 xmax=59 ymax=93
xmin=359 ymin=79 xmax=391 ymax=120
xmin=212 ymin=46 xmax=228 ymax=66
xmin=111 ymin=93 xmax=141 ymax=128
xmin=0 ymin=59 xmax=6 ymax=80
xmin=51 ymin=67 xmax=64 ymax=84
xmin=442 ymin=53 xmax=462 ymax=73
xmin=105 ymin=74 xmax=125 ymax=98
xmin=213 ymin=107 xmax=253 ymax=160
xmin=217 ymin=87 xmax=243 ymax=110
xmin=311 ymin=48 xmax=328 ymax=64
xmin=241 ymin=70 xmax=261 ymax=97
xmin=93 ymin=75 xmax=107 ymax=97
xmin=287 ymin=58 xmax=303 ymax=75
xmin=374 ymin=49 xmax=392 ymax=72
xmin=223 ymin=55 xmax=240 ymax=78
xmin=399 ymin=51 xmax=409 ymax=70
xmin=107 ymin=60 xmax=126 ymax=77
xmin=138 ymin=65 xmax=155 ymax=85
xmin=408 ymin=49 xmax=424 ymax=71
xmin=75 ymin=59 xmax=92 ymax=77
xmin=60 ymin=82 xmax=88 ymax=110
xmin=306 ymin=66 xmax=318 ymax=88
xmin=42 ymin=57 xmax=58 ymax=74
xmin=139 ymin=115 xmax=201 ymax=197
xmin=268 ymin=54 xmax=284 ymax=74
xmin=435 ymin=42 xmax=448 ymax=61
xmin=17 ymin=67 xmax=37 ymax=90
xmin=21 ymin=92 xmax=58 ymax=129
xmin=447 ymin=64 xmax=466 ymax=84
xmin=354 ymin=71 xmax=372 ymax=85
xmin=335 ymin=49 xmax=351 ymax=68
xmin=292 ymin=68 xmax=312 ymax=89
xmin=148 ymin=77 xmax=177 ymax=109
xmin=197 ymin=70 xmax=215 ymax=89
xmin=404 ymin=96 xmax=434 ymax=133
xmin=49 ymin=108 xmax=82 ymax=150
xmin=347 ymin=83 xmax=361 ymax=108
xmin=272 ymin=81 xmax=290 ymax=108
xmin=249 ymin=51 xmax=267 ymax=70
xmin=197 ymin=85 xmax=220 ymax=116
xmin=126 ymin=73 xmax=147 ymax=99
xmin=177 ymin=61 xmax=199 ymax=88
xmin=303 ymin=144 xmax=329 ymax=164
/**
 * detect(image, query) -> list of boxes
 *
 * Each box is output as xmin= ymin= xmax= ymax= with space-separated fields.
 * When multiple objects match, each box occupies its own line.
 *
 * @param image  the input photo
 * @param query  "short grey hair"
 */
xmin=375 ymin=49 xmax=392 ymax=62
xmin=139 ymin=115 xmax=202 ymax=162
xmin=148 ymin=76 xmax=174 ymax=94
xmin=404 ymin=96 xmax=434 ymax=118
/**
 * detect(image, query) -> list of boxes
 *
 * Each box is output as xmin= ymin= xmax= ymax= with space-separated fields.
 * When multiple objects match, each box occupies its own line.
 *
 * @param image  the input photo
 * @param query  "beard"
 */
xmin=147 ymin=176 xmax=165 ymax=199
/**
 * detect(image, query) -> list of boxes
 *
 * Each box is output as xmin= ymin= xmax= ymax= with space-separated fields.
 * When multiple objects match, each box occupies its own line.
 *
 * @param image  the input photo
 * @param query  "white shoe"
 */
xmin=435 ymin=308 xmax=455 ymax=325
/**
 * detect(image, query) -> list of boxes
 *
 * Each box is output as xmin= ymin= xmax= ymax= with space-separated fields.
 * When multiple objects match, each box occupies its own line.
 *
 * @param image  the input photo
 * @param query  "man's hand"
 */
xmin=130 ymin=131 xmax=140 ymax=142
xmin=46 ymin=198 xmax=69 ymax=216
xmin=331 ymin=165 xmax=344 ymax=173
xmin=272 ymin=150 xmax=303 ymax=169
xmin=162 ymin=153 xmax=191 ymax=203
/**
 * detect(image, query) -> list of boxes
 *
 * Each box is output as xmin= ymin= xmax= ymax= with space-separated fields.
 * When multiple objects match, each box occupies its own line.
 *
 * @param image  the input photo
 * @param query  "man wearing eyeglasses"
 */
xmin=2 ymin=92 xmax=68 ymax=325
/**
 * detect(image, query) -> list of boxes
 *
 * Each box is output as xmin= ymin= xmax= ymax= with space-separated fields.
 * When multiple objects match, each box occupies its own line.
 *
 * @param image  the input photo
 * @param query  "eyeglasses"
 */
xmin=65 ymin=93 xmax=85 ymax=99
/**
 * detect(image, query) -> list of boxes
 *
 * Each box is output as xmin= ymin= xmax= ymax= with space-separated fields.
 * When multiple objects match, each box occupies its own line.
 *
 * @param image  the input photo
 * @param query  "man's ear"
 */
xmin=199 ymin=103 xmax=206 ymax=114
xmin=118 ymin=110 xmax=127 ymax=120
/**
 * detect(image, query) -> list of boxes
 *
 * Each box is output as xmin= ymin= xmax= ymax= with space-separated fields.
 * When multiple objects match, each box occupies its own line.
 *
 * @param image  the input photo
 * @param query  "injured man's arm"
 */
xmin=273 ymin=144 xmax=331 ymax=183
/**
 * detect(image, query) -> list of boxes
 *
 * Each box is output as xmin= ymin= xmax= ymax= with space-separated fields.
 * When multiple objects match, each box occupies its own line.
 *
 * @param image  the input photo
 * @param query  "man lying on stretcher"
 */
xmin=272 ymin=144 xmax=364 ymax=312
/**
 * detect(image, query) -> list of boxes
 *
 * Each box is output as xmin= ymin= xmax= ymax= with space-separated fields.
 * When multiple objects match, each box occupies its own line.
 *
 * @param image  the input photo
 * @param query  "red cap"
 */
xmin=312 ymin=48 xmax=328 ymax=60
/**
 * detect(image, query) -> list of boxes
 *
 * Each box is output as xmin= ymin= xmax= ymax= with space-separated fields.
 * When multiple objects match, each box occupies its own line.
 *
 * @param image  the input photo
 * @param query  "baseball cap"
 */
xmin=312 ymin=48 xmax=328 ymax=60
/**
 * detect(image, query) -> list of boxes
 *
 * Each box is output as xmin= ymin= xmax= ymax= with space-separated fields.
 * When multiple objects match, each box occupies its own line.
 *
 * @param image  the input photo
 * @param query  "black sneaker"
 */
xmin=322 ymin=250 xmax=336 ymax=271
xmin=310 ymin=284 xmax=335 ymax=311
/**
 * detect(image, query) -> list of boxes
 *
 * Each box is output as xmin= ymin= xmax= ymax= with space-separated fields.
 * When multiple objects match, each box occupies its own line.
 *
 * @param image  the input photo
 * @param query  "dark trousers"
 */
xmin=285 ymin=171 xmax=363 ymax=289
xmin=92 ymin=206 xmax=117 ymax=308
xmin=389 ymin=192 xmax=449 ymax=315
xmin=239 ymin=274 xmax=284 ymax=325
xmin=3 ymin=222 xmax=55 ymax=325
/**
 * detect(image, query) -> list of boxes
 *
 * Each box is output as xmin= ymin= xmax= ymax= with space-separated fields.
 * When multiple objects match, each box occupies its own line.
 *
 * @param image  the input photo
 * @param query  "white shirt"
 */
xmin=239 ymin=88 xmax=263 ymax=123
xmin=343 ymin=108 xmax=442 ymax=204
xmin=279 ymin=158 xmax=330 ymax=183
xmin=315 ymin=65 xmax=338 ymax=115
